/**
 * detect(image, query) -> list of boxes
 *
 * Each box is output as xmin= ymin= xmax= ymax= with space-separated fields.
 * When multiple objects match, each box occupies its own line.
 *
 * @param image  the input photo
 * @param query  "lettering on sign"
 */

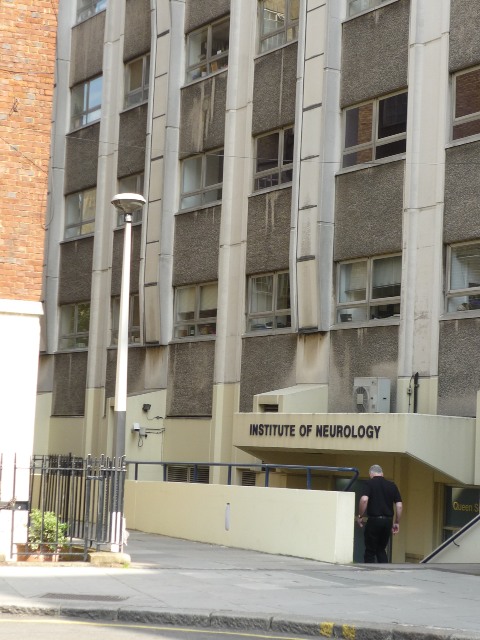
xmin=452 ymin=501 xmax=479 ymax=513
xmin=249 ymin=423 xmax=382 ymax=439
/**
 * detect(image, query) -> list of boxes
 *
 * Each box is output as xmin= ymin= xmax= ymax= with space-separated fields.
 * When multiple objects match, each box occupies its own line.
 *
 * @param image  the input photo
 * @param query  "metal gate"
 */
xmin=0 ymin=454 xmax=126 ymax=561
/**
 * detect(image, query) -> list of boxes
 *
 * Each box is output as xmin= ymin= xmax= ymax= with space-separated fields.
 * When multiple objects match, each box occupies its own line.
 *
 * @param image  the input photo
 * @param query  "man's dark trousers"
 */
xmin=364 ymin=517 xmax=392 ymax=563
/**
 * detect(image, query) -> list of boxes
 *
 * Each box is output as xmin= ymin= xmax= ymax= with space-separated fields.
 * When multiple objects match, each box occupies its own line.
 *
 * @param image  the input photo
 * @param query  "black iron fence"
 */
xmin=1 ymin=454 xmax=126 ymax=561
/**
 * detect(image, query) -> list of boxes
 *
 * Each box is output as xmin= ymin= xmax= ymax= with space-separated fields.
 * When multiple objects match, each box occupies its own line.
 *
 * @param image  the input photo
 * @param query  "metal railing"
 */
xmin=126 ymin=461 xmax=359 ymax=491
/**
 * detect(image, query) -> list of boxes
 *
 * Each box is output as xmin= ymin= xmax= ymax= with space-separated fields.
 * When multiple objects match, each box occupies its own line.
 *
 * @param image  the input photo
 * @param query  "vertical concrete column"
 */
xmin=398 ymin=0 xmax=450 ymax=414
xmin=210 ymin=0 xmax=256 ymax=477
xmin=294 ymin=0 xmax=344 ymax=389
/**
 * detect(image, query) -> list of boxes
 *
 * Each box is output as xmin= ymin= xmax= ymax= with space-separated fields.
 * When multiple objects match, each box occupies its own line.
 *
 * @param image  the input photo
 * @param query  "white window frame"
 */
xmin=71 ymin=76 xmax=102 ymax=130
xmin=111 ymin=294 xmax=141 ymax=345
xmin=246 ymin=271 xmax=291 ymax=332
xmin=76 ymin=0 xmax=106 ymax=23
xmin=347 ymin=0 xmax=397 ymax=18
xmin=452 ymin=66 xmax=480 ymax=142
xmin=185 ymin=18 xmax=230 ymax=84
xmin=342 ymin=91 xmax=407 ymax=169
xmin=258 ymin=0 xmax=299 ymax=54
xmin=64 ymin=187 xmax=96 ymax=239
xmin=58 ymin=302 xmax=91 ymax=351
xmin=446 ymin=242 xmax=480 ymax=314
xmin=180 ymin=150 xmax=223 ymax=210
xmin=117 ymin=174 xmax=144 ymax=225
xmin=173 ymin=283 xmax=218 ymax=339
xmin=336 ymin=255 xmax=402 ymax=324
xmin=124 ymin=54 xmax=150 ymax=109
xmin=254 ymin=126 xmax=294 ymax=191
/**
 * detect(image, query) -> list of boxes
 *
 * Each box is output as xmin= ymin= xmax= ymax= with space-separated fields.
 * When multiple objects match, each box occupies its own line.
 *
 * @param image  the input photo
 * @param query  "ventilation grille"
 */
xmin=241 ymin=470 xmax=257 ymax=486
xmin=166 ymin=465 xmax=210 ymax=483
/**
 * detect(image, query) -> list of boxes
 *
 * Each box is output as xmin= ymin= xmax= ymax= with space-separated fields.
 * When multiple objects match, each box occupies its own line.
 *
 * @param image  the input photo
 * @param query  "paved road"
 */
xmin=0 ymin=531 xmax=479 ymax=640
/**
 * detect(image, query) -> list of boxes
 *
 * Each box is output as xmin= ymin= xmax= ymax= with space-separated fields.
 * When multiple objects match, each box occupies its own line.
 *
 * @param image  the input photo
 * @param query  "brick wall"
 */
xmin=0 ymin=1 xmax=57 ymax=301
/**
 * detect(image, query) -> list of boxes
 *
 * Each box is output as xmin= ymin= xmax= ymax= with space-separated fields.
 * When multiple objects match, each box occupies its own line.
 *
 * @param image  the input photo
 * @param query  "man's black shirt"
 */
xmin=364 ymin=476 xmax=402 ymax=517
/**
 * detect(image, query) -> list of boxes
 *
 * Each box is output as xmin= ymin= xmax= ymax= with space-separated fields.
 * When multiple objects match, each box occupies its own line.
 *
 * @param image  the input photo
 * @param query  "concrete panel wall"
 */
xmin=246 ymin=189 xmax=291 ymax=274
xmin=185 ymin=0 xmax=230 ymax=32
xmin=64 ymin=125 xmax=100 ymax=194
xmin=240 ymin=335 xmax=297 ymax=412
xmin=124 ymin=0 xmax=151 ymax=61
xmin=58 ymin=238 xmax=94 ymax=304
xmin=252 ymin=43 xmax=297 ymax=135
xmin=52 ymin=352 xmax=88 ymax=416
xmin=438 ymin=319 xmax=480 ymax=418
xmin=180 ymin=74 xmax=228 ymax=156
xmin=173 ymin=207 xmax=221 ymax=285
xmin=105 ymin=346 xmax=150 ymax=402
xmin=444 ymin=143 xmax=480 ymax=244
xmin=167 ymin=341 xmax=216 ymax=416
xmin=334 ymin=161 xmax=404 ymax=260
xmin=341 ymin=0 xmax=410 ymax=107
xmin=124 ymin=481 xmax=355 ymax=563
xmin=329 ymin=326 xmax=399 ymax=413
xmin=449 ymin=0 xmax=480 ymax=73
xmin=70 ymin=12 xmax=105 ymax=86
xmin=117 ymin=104 xmax=148 ymax=178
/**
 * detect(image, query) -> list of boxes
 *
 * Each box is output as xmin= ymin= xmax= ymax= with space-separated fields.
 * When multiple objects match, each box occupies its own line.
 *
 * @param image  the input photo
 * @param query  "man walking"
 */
xmin=356 ymin=464 xmax=403 ymax=563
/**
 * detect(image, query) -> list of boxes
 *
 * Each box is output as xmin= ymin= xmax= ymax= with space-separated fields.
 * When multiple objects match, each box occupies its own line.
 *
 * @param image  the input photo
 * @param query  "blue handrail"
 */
xmin=125 ymin=461 xmax=359 ymax=491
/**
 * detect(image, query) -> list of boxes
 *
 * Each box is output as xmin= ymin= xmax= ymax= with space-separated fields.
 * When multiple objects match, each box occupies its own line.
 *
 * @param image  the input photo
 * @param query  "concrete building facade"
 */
xmin=37 ymin=0 xmax=480 ymax=561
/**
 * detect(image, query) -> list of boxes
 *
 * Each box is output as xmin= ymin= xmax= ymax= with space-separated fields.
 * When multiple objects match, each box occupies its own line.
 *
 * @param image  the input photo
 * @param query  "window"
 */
xmin=343 ymin=92 xmax=407 ymax=168
xmin=59 ymin=303 xmax=90 ymax=350
xmin=174 ymin=283 xmax=218 ymax=338
xmin=76 ymin=0 xmax=106 ymax=22
xmin=247 ymin=271 xmax=291 ymax=331
xmin=65 ymin=188 xmax=96 ymax=239
xmin=452 ymin=67 xmax=480 ymax=141
xmin=258 ymin=0 xmax=299 ymax=53
xmin=186 ymin=18 xmax=229 ymax=83
xmin=71 ymin=76 xmax=102 ymax=129
xmin=125 ymin=54 xmax=150 ymax=109
xmin=111 ymin=294 xmax=141 ymax=345
xmin=117 ymin=174 xmax=144 ymax=225
xmin=180 ymin=151 xmax=223 ymax=209
xmin=347 ymin=0 xmax=394 ymax=17
xmin=446 ymin=242 xmax=480 ymax=313
xmin=337 ymin=255 xmax=401 ymax=323
xmin=254 ymin=127 xmax=294 ymax=191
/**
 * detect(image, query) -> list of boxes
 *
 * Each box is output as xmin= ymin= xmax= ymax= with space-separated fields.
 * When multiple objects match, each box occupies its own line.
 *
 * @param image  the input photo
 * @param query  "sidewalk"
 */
xmin=0 ymin=530 xmax=479 ymax=639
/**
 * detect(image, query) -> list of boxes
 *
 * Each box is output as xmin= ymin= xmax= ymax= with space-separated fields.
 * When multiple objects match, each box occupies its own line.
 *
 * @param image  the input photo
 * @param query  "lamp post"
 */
xmin=111 ymin=193 xmax=146 ymax=459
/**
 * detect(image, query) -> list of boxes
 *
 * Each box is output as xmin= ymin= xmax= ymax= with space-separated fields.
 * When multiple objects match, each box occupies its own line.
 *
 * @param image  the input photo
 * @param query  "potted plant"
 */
xmin=17 ymin=509 xmax=68 ymax=561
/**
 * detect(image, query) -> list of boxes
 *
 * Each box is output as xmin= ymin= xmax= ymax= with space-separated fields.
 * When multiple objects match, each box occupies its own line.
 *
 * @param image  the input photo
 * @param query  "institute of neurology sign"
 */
xmin=249 ymin=422 xmax=382 ymax=439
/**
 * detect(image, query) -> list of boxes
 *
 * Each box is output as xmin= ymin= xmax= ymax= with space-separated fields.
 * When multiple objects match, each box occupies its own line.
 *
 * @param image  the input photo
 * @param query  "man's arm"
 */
xmin=392 ymin=501 xmax=403 ymax=534
xmin=356 ymin=495 xmax=368 ymax=528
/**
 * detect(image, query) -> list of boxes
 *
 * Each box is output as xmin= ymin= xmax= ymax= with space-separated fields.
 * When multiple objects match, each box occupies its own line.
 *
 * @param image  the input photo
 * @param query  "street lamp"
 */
xmin=111 ymin=193 xmax=146 ymax=459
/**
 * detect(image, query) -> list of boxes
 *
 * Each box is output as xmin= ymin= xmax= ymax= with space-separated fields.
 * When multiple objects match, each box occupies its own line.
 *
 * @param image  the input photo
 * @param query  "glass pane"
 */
xmin=88 ymin=76 xmax=102 ymax=109
xmin=280 ymin=169 xmax=293 ymax=184
xmin=261 ymin=0 xmax=286 ymax=35
xmin=199 ymin=284 xmax=217 ymax=318
xmin=86 ymin=107 xmax=101 ymax=123
xmin=203 ymin=188 xmax=222 ymax=205
xmin=81 ymin=221 xmax=95 ymax=235
xmin=111 ymin=298 xmax=120 ymax=333
xmin=276 ymin=273 xmax=290 ymax=310
xmin=250 ymin=276 xmax=273 ymax=313
xmin=375 ymin=138 xmax=406 ymax=160
xmin=188 ymin=28 xmax=208 ymax=67
xmin=65 ymin=193 xmax=81 ymax=225
xmin=211 ymin=20 xmax=229 ymax=56
xmin=378 ymin=93 xmax=408 ymax=139
xmin=182 ymin=156 xmax=202 ymax=192
xmin=174 ymin=325 xmax=196 ymax=338
xmin=181 ymin=194 xmax=202 ymax=209
xmin=74 ymin=336 xmax=89 ymax=348
xmin=176 ymin=287 xmax=195 ymax=320
xmin=77 ymin=303 xmax=90 ymax=332
xmin=65 ymin=226 xmax=80 ymax=239
xmin=60 ymin=306 xmax=75 ymax=335
xmin=186 ymin=65 xmax=208 ymax=82
xmin=450 ymin=244 xmax=480 ymax=290
xmin=342 ymin=148 xmax=373 ymax=168
xmin=372 ymin=256 xmax=402 ymax=299
xmin=256 ymin=133 xmax=279 ymax=173
xmin=283 ymin=128 xmax=294 ymax=164
xmin=261 ymin=34 xmax=285 ymax=52
xmin=198 ymin=323 xmax=216 ymax=336
xmin=370 ymin=302 xmax=401 ymax=320
xmin=205 ymin=152 xmax=223 ymax=186
xmin=455 ymin=69 xmax=480 ymax=118
xmin=339 ymin=262 xmax=367 ymax=303
xmin=255 ymin=174 xmax=279 ymax=190
xmin=447 ymin=294 xmax=480 ymax=312
xmin=289 ymin=0 xmax=299 ymax=21
xmin=286 ymin=25 xmax=298 ymax=43
xmin=345 ymin=103 xmax=373 ymax=148
xmin=275 ymin=314 xmax=291 ymax=328
xmin=128 ymin=59 xmax=144 ymax=92
xmin=248 ymin=316 xmax=273 ymax=331
xmin=71 ymin=84 xmax=86 ymax=117
xmin=81 ymin=188 xmax=96 ymax=220
xmin=210 ymin=55 xmax=228 ymax=73
xmin=453 ymin=119 xmax=480 ymax=141
xmin=337 ymin=307 xmax=368 ymax=323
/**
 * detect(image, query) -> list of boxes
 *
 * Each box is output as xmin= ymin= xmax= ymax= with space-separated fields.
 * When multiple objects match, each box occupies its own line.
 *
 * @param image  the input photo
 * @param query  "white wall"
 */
xmin=124 ymin=481 xmax=355 ymax=563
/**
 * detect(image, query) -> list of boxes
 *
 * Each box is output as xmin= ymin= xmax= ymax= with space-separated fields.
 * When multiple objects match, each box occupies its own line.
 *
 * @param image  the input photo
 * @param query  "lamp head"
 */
xmin=111 ymin=193 xmax=146 ymax=214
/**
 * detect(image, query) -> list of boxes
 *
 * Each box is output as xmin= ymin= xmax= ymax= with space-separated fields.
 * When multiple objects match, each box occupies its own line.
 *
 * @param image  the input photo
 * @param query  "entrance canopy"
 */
xmin=233 ymin=412 xmax=476 ymax=484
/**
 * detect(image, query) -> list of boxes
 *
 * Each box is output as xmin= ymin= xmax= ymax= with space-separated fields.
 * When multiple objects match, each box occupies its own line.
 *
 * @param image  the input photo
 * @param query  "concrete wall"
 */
xmin=124 ymin=480 xmax=355 ymax=563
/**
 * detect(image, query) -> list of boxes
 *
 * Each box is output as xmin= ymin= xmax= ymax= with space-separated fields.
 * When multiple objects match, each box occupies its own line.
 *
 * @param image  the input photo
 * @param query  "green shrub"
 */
xmin=27 ymin=509 xmax=68 ymax=552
